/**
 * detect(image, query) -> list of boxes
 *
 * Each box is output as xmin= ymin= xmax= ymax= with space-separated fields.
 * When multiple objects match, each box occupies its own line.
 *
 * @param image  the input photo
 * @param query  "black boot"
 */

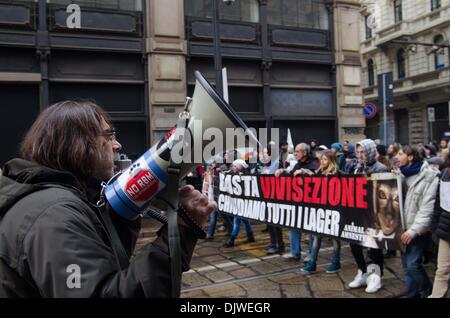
xmin=245 ymin=234 xmax=255 ymax=243
xmin=224 ymin=236 xmax=235 ymax=247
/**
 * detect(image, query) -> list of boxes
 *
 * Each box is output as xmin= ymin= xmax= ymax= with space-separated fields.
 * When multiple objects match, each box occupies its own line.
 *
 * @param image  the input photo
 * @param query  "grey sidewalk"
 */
xmin=136 ymin=218 xmax=446 ymax=298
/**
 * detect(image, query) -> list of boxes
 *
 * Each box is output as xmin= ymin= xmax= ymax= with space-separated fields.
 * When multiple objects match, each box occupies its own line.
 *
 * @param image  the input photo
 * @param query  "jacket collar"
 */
xmin=407 ymin=161 xmax=435 ymax=189
xmin=1 ymin=158 xmax=102 ymax=206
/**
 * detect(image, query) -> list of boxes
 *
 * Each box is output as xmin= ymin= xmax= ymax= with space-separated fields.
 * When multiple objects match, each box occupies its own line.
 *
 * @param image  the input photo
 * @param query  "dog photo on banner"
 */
xmin=217 ymin=172 xmax=406 ymax=252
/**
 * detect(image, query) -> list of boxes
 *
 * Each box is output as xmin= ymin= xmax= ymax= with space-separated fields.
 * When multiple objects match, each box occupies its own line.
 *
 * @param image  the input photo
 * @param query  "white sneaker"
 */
xmin=365 ymin=273 xmax=381 ymax=293
xmin=348 ymin=270 xmax=368 ymax=288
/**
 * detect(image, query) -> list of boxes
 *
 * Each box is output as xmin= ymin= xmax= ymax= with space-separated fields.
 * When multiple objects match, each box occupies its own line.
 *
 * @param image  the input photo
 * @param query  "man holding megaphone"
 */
xmin=0 ymin=100 xmax=216 ymax=298
xmin=0 ymin=71 xmax=259 ymax=298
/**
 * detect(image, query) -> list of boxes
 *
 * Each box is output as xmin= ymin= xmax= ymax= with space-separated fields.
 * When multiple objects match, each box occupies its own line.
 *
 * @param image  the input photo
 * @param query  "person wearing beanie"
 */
xmin=424 ymin=144 xmax=437 ymax=159
xmin=427 ymin=157 xmax=445 ymax=171
xmin=330 ymin=142 xmax=346 ymax=171
xmin=231 ymin=159 xmax=248 ymax=172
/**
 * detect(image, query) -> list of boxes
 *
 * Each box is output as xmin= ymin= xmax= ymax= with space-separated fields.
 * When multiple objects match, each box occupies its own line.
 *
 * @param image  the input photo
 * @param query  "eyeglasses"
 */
xmin=101 ymin=128 xmax=117 ymax=141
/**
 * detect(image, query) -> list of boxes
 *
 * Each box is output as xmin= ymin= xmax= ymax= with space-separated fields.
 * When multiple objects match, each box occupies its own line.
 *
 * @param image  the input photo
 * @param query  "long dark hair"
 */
xmin=20 ymin=100 xmax=111 ymax=181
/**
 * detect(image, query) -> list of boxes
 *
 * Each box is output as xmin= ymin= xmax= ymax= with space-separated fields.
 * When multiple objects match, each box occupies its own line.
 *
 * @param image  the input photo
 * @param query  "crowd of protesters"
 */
xmin=198 ymin=136 xmax=450 ymax=298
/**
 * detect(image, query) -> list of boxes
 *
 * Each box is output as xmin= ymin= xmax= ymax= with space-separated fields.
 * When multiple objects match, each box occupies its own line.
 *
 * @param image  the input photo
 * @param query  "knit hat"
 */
xmin=331 ymin=143 xmax=342 ymax=152
xmin=232 ymin=159 xmax=248 ymax=171
xmin=427 ymin=157 xmax=444 ymax=170
xmin=424 ymin=144 xmax=437 ymax=156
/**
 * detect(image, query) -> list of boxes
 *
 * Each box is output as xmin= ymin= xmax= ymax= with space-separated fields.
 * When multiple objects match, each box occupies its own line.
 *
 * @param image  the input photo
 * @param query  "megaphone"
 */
xmin=104 ymin=71 xmax=259 ymax=220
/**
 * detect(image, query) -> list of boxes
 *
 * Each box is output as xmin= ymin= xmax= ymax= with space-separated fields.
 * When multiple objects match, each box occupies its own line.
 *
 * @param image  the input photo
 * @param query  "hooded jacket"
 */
xmin=354 ymin=139 xmax=388 ymax=175
xmin=402 ymin=160 xmax=439 ymax=237
xmin=432 ymin=168 xmax=450 ymax=242
xmin=0 ymin=159 xmax=197 ymax=298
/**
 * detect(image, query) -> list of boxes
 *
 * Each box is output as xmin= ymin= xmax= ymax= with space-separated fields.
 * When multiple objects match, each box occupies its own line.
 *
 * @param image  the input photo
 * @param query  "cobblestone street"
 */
xmin=136 ymin=218 xmax=445 ymax=298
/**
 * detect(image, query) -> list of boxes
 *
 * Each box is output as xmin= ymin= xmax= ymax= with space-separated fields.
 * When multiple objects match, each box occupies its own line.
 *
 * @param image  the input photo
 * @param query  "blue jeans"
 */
xmin=221 ymin=213 xmax=233 ymax=233
xmin=401 ymin=235 xmax=433 ymax=298
xmin=289 ymin=229 xmax=302 ymax=257
xmin=231 ymin=217 xmax=253 ymax=238
xmin=207 ymin=209 xmax=219 ymax=237
xmin=304 ymin=233 xmax=314 ymax=259
xmin=310 ymin=235 xmax=341 ymax=264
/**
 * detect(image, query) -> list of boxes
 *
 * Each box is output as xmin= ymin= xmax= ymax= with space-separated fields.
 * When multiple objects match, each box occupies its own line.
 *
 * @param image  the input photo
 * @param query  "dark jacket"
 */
xmin=344 ymin=144 xmax=358 ymax=173
xmin=291 ymin=155 xmax=319 ymax=174
xmin=0 ymin=159 xmax=197 ymax=298
xmin=431 ymin=168 xmax=450 ymax=243
xmin=279 ymin=151 xmax=289 ymax=169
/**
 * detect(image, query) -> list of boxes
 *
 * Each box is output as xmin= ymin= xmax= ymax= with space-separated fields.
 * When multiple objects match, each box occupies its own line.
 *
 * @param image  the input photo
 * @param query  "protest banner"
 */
xmin=217 ymin=172 xmax=404 ymax=250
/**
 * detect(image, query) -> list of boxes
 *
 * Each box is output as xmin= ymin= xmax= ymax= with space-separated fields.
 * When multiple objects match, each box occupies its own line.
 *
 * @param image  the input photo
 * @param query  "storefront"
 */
xmin=0 ymin=0 xmax=148 ymax=165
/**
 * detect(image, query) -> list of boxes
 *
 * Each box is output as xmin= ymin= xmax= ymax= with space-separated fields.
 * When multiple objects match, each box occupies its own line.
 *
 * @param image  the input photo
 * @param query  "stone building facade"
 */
xmin=360 ymin=0 xmax=450 ymax=145
xmin=0 ymin=0 xmax=365 ymax=165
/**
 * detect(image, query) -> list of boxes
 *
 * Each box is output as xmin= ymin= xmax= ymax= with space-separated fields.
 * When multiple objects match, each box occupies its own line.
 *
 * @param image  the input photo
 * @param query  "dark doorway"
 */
xmin=49 ymin=82 xmax=148 ymax=161
xmin=395 ymin=109 xmax=409 ymax=145
xmin=112 ymin=120 xmax=148 ymax=161
xmin=365 ymin=112 xmax=380 ymax=141
xmin=273 ymin=119 xmax=335 ymax=147
xmin=0 ymin=84 xmax=40 ymax=166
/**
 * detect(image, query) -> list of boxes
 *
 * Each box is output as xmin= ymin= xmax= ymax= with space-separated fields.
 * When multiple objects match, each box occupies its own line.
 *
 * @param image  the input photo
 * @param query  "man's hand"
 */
xmin=401 ymin=231 xmax=414 ymax=245
xmin=274 ymin=169 xmax=283 ymax=177
xmin=179 ymin=185 xmax=217 ymax=228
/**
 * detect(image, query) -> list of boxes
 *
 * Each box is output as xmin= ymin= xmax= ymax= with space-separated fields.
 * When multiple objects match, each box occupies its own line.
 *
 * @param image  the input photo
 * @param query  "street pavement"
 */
xmin=136 ymin=217 xmax=446 ymax=298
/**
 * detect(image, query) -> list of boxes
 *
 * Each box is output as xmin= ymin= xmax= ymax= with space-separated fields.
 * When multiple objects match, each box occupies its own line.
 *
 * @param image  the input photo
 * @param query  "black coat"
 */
xmin=431 ymin=168 xmax=450 ymax=243
xmin=0 ymin=159 xmax=197 ymax=297
xmin=291 ymin=156 xmax=319 ymax=174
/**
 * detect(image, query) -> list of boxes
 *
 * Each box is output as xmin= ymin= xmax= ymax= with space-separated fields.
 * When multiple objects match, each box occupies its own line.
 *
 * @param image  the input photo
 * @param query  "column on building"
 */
xmin=334 ymin=0 xmax=365 ymax=143
xmin=146 ymin=0 xmax=187 ymax=144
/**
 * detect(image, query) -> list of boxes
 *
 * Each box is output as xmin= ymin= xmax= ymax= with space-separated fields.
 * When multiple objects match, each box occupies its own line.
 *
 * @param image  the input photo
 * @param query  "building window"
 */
xmin=364 ymin=15 xmax=372 ymax=39
xmin=397 ymin=49 xmax=406 ymax=79
xmin=428 ymin=103 xmax=450 ymax=143
xmin=49 ymin=0 xmax=143 ymax=11
xmin=434 ymin=34 xmax=446 ymax=69
xmin=431 ymin=0 xmax=441 ymax=11
xmin=267 ymin=0 xmax=329 ymax=30
xmin=394 ymin=0 xmax=402 ymax=23
xmin=185 ymin=0 xmax=260 ymax=23
xmin=368 ymin=59 xmax=375 ymax=86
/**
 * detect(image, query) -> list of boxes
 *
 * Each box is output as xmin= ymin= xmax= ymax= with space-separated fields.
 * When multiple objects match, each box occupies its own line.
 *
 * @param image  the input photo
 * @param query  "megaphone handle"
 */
xmin=149 ymin=197 xmax=206 ymax=239
xmin=142 ymin=205 xmax=169 ymax=224
xmin=165 ymin=111 xmax=191 ymax=298
xmin=177 ymin=206 xmax=207 ymax=239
